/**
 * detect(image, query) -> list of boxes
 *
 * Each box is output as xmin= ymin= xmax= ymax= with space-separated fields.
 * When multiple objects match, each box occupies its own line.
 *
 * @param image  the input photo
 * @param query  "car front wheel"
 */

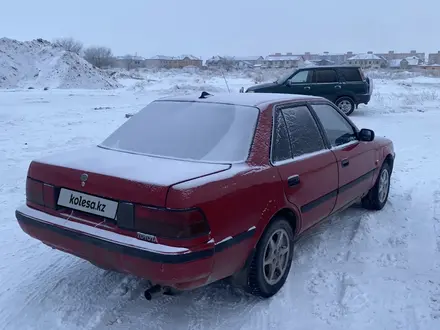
xmin=362 ymin=162 xmax=391 ymax=210
xmin=245 ymin=217 xmax=294 ymax=298
xmin=336 ymin=97 xmax=355 ymax=115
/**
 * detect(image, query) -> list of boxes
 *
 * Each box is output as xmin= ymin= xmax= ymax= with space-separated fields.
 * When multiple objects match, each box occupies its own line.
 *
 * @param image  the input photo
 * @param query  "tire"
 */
xmin=335 ymin=97 xmax=355 ymax=116
xmin=362 ymin=162 xmax=391 ymax=210
xmin=245 ymin=217 xmax=294 ymax=298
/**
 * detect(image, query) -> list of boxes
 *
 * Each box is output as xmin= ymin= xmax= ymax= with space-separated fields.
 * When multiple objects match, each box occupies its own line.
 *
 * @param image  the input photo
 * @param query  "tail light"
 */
xmin=26 ymin=177 xmax=57 ymax=209
xmin=26 ymin=178 xmax=44 ymax=206
xmin=134 ymin=205 xmax=210 ymax=240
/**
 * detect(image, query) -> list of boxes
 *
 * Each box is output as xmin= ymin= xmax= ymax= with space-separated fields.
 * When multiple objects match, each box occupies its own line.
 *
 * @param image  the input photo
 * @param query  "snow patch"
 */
xmin=0 ymin=38 xmax=121 ymax=89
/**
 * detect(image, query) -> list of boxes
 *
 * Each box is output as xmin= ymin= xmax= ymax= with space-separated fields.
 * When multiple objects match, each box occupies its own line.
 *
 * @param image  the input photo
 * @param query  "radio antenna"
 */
xmin=220 ymin=69 xmax=231 ymax=93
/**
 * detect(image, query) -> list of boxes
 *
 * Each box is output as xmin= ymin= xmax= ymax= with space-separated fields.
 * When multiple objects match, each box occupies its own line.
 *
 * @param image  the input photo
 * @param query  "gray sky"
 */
xmin=1 ymin=0 xmax=437 ymax=59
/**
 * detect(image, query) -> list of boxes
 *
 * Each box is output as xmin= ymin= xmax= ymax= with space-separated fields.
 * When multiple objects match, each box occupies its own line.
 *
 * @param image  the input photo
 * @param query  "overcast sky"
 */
xmin=1 ymin=0 xmax=437 ymax=59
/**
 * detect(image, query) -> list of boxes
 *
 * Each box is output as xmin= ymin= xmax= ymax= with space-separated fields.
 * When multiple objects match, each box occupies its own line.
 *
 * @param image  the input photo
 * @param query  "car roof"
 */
xmin=299 ymin=65 xmax=361 ymax=70
xmin=156 ymin=92 xmax=323 ymax=108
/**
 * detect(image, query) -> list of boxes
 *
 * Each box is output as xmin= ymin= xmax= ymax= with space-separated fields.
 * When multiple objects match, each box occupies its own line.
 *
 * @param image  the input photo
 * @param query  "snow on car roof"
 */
xmin=158 ymin=92 xmax=322 ymax=108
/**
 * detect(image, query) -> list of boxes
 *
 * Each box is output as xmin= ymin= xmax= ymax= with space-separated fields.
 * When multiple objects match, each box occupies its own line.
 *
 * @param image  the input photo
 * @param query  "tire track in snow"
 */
xmin=433 ymin=189 xmax=440 ymax=256
xmin=406 ymin=181 xmax=437 ymax=274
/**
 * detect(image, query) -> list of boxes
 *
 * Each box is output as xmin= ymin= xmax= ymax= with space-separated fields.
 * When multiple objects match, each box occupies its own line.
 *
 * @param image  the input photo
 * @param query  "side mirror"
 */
xmin=358 ymin=128 xmax=375 ymax=142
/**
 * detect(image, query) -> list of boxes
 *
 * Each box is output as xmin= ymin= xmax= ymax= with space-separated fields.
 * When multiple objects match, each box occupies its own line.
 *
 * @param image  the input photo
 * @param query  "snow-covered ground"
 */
xmin=1 ymin=70 xmax=440 ymax=330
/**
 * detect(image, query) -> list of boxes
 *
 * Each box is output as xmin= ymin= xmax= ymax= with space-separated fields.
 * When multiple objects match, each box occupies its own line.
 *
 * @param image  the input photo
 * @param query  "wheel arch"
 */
xmin=384 ymin=153 xmax=395 ymax=172
xmin=231 ymin=206 xmax=299 ymax=288
xmin=335 ymin=95 xmax=355 ymax=104
xmin=243 ymin=207 xmax=300 ymax=270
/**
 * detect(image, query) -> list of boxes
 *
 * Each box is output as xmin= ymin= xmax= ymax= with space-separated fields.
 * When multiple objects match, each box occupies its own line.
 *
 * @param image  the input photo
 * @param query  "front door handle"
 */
xmin=335 ymin=85 xmax=342 ymax=89
xmin=288 ymin=175 xmax=300 ymax=187
xmin=341 ymin=158 xmax=349 ymax=167
xmin=304 ymin=86 xmax=311 ymax=90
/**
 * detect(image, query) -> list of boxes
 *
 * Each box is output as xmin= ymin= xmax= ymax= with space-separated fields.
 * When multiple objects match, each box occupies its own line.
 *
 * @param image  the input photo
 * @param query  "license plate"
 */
xmin=57 ymin=188 xmax=118 ymax=219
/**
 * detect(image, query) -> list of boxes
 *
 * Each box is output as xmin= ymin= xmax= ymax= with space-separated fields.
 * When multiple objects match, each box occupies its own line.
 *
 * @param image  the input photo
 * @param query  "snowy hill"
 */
xmin=0 ymin=38 xmax=121 ymax=89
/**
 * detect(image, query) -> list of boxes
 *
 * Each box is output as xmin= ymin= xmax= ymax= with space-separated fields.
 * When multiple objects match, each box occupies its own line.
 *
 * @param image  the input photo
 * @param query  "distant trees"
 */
xmin=52 ymin=37 xmax=115 ymax=69
xmin=53 ymin=37 xmax=83 ymax=55
xmin=83 ymin=46 xmax=114 ymax=69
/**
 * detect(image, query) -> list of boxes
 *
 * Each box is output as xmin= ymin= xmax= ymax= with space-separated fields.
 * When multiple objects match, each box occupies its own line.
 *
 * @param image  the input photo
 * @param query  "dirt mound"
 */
xmin=0 ymin=38 xmax=121 ymax=89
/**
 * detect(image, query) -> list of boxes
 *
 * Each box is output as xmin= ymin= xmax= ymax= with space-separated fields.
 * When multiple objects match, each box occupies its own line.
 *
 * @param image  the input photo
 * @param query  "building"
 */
xmin=232 ymin=56 xmax=264 ymax=67
xmin=417 ymin=64 xmax=440 ymax=72
xmin=205 ymin=56 xmax=263 ymax=69
xmin=377 ymin=50 xmax=425 ymax=62
xmin=293 ymin=52 xmax=355 ymax=64
xmin=145 ymin=55 xmax=202 ymax=69
xmin=428 ymin=51 xmax=440 ymax=65
xmin=388 ymin=59 xmax=408 ymax=69
xmin=263 ymin=53 xmax=304 ymax=68
xmin=205 ymin=56 xmax=234 ymax=68
xmin=311 ymin=59 xmax=335 ymax=66
xmin=114 ymin=55 xmax=145 ymax=70
xmin=405 ymin=56 xmax=423 ymax=66
xmin=389 ymin=56 xmax=423 ymax=70
xmin=347 ymin=52 xmax=386 ymax=68
xmin=318 ymin=52 xmax=355 ymax=65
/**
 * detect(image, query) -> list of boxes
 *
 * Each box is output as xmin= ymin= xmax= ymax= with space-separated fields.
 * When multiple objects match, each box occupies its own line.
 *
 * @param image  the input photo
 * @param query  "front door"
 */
xmin=278 ymin=69 xmax=314 ymax=96
xmin=309 ymin=102 xmax=377 ymax=211
xmin=271 ymin=103 xmax=338 ymax=231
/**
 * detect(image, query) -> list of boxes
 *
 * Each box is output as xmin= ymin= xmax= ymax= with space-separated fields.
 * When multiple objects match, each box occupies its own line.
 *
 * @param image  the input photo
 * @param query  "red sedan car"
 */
xmin=15 ymin=92 xmax=395 ymax=299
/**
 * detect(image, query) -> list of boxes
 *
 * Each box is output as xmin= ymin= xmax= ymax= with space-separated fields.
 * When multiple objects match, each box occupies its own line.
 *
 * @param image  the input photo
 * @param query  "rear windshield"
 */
xmin=99 ymin=100 xmax=259 ymax=163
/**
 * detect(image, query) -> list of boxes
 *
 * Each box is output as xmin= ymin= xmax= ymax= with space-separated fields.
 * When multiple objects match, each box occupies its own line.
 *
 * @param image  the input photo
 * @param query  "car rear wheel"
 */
xmin=336 ymin=97 xmax=355 ymax=115
xmin=245 ymin=217 xmax=294 ymax=298
xmin=362 ymin=162 xmax=391 ymax=210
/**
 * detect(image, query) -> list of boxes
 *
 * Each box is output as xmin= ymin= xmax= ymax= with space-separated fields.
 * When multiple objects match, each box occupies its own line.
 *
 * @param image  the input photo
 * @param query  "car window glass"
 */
xmin=281 ymin=106 xmax=325 ymax=158
xmin=338 ymin=68 xmax=362 ymax=81
xmin=272 ymin=110 xmax=292 ymax=162
xmin=288 ymin=70 xmax=309 ymax=83
xmin=100 ymin=101 xmax=259 ymax=162
xmin=315 ymin=69 xmax=338 ymax=83
xmin=311 ymin=104 xmax=358 ymax=147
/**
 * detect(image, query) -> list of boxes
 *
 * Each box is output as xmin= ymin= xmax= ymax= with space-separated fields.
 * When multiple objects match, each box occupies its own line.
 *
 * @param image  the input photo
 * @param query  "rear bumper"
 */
xmin=356 ymin=93 xmax=371 ymax=105
xmin=15 ymin=205 xmax=215 ymax=290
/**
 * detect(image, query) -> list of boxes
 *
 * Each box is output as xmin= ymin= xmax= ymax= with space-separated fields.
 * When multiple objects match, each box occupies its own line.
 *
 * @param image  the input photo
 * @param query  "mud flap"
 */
xmin=229 ymin=247 xmax=256 ymax=288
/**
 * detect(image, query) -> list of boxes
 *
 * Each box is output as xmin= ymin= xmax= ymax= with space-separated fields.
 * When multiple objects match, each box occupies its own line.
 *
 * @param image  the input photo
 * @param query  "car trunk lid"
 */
xmin=28 ymin=146 xmax=231 ymax=209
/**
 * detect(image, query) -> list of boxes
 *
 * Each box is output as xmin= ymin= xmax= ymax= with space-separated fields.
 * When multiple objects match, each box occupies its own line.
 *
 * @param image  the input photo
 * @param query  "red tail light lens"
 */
xmin=134 ymin=205 xmax=210 ymax=239
xmin=26 ymin=177 xmax=56 ymax=209
xmin=26 ymin=178 xmax=44 ymax=206
xmin=42 ymin=183 xmax=57 ymax=209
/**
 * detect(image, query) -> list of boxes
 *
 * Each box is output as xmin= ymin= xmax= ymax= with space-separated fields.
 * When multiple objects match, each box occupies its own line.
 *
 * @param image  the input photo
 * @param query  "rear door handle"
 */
xmin=341 ymin=158 xmax=349 ymax=167
xmin=288 ymin=175 xmax=300 ymax=187
xmin=304 ymin=86 xmax=311 ymax=90
xmin=335 ymin=85 xmax=342 ymax=89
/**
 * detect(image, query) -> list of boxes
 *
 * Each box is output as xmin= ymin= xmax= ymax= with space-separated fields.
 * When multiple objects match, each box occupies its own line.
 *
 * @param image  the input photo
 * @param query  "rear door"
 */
xmin=271 ymin=103 xmax=338 ymax=231
xmin=309 ymin=102 xmax=377 ymax=211
xmin=309 ymin=68 xmax=342 ymax=103
xmin=337 ymin=67 xmax=369 ymax=96
xmin=278 ymin=69 xmax=314 ymax=96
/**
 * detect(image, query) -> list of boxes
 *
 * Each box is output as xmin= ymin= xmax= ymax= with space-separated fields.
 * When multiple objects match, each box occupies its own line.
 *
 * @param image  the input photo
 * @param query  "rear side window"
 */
xmin=338 ymin=68 xmax=362 ymax=82
xmin=281 ymin=106 xmax=325 ymax=158
xmin=314 ymin=69 xmax=338 ymax=83
xmin=100 ymin=101 xmax=259 ymax=162
xmin=272 ymin=110 xmax=292 ymax=162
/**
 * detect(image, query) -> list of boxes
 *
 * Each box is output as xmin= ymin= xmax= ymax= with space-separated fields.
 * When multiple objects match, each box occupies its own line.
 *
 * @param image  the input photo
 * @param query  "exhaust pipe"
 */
xmin=144 ymin=284 xmax=162 ymax=300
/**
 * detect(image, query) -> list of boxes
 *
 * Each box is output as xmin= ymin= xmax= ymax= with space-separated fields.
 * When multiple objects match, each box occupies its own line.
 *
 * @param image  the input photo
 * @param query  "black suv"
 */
xmin=241 ymin=65 xmax=372 ymax=115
